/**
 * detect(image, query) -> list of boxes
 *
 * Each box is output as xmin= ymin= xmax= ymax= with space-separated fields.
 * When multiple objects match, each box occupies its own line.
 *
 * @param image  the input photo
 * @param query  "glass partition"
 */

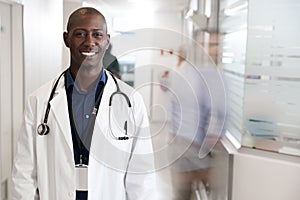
xmin=218 ymin=0 xmax=248 ymax=143
xmin=218 ymin=0 xmax=300 ymax=156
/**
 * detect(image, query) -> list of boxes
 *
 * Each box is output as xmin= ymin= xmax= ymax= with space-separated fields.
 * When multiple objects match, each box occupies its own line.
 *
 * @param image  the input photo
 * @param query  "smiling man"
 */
xmin=12 ymin=7 xmax=157 ymax=200
xmin=63 ymin=8 xmax=109 ymax=92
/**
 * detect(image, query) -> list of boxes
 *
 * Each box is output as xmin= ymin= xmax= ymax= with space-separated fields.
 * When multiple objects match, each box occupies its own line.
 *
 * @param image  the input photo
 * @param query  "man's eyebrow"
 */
xmin=92 ymin=29 xmax=105 ymax=31
xmin=72 ymin=28 xmax=105 ymax=31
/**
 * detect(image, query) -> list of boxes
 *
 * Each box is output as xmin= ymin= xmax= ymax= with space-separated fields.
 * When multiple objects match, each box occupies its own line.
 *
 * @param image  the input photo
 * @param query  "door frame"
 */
xmin=0 ymin=1 xmax=23 ymax=199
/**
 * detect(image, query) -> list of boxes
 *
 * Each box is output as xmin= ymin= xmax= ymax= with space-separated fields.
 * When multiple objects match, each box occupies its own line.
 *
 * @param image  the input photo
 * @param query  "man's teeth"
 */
xmin=82 ymin=52 xmax=96 ymax=56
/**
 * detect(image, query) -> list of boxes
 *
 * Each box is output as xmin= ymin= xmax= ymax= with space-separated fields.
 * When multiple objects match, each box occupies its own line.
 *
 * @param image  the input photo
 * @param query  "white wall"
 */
xmin=62 ymin=1 xmax=83 ymax=70
xmin=11 ymin=3 xmax=24 ymax=161
xmin=232 ymin=148 xmax=300 ymax=200
xmin=0 ymin=2 xmax=24 ymax=199
xmin=0 ymin=3 xmax=13 ymax=199
xmin=23 ymin=0 xmax=63 ymax=97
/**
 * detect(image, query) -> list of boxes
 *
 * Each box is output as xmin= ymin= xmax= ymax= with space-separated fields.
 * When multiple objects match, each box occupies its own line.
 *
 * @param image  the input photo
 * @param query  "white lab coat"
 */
xmin=12 ymin=70 xmax=157 ymax=200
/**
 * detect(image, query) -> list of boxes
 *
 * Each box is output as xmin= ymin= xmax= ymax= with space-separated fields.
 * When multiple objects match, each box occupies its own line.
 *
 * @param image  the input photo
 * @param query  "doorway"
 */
xmin=0 ymin=2 xmax=23 ymax=199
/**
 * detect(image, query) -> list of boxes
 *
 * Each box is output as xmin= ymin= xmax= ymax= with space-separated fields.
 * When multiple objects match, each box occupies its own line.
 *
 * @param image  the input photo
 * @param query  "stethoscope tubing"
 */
xmin=37 ymin=70 xmax=136 ymax=140
xmin=37 ymin=70 xmax=67 ymax=135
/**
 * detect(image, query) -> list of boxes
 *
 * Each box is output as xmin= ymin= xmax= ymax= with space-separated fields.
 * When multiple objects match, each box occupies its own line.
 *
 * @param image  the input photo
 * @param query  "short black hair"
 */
xmin=66 ymin=7 xmax=107 ymax=32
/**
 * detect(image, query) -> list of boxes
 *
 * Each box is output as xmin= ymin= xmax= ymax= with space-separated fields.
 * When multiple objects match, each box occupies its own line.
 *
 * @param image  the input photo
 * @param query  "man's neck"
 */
xmin=70 ymin=66 xmax=102 ymax=92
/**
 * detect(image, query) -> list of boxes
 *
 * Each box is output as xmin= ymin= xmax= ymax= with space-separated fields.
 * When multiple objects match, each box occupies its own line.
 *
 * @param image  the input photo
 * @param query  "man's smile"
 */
xmin=81 ymin=51 xmax=97 ymax=56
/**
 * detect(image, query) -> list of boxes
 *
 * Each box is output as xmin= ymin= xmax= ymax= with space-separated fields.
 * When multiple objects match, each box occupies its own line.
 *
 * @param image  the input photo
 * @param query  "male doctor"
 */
xmin=12 ymin=7 xmax=157 ymax=200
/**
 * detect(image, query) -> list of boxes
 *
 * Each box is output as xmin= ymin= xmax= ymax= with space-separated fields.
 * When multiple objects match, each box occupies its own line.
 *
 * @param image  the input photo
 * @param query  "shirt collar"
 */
xmin=65 ymin=68 xmax=107 ymax=94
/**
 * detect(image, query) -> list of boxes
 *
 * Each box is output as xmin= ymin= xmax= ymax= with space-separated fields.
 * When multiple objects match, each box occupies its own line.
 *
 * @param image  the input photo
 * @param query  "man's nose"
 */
xmin=84 ymin=33 xmax=96 ymax=46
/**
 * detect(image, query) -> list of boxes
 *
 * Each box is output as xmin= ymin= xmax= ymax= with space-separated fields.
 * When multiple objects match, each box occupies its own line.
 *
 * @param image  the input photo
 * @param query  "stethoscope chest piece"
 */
xmin=37 ymin=123 xmax=50 ymax=135
xmin=36 ymin=70 xmax=66 ymax=136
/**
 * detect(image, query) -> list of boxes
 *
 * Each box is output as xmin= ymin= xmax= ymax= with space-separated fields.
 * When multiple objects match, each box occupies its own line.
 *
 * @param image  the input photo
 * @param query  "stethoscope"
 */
xmin=37 ymin=69 xmax=136 ymax=140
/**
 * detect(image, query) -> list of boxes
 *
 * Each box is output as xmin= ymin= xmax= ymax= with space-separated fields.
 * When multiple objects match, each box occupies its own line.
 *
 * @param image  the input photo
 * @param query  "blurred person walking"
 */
xmin=168 ymin=45 xmax=213 ymax=200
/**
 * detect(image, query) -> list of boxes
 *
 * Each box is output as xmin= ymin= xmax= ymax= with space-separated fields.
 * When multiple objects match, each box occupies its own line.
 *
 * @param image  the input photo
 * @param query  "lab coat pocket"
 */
xmin=91 ymin=121 xmax=133 ymax=173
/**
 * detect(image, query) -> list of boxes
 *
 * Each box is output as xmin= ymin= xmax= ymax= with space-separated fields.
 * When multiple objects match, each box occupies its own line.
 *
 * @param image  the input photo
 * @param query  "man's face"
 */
xmin=64 ymin=14 xmax=110 ymax=70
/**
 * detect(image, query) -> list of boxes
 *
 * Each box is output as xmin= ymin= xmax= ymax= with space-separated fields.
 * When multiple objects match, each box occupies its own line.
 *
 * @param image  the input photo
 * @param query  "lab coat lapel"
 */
xmin=50 ymin=78 xmax=73 ymax=151
xmin=47 ymin=72 xmax=115 ymax=152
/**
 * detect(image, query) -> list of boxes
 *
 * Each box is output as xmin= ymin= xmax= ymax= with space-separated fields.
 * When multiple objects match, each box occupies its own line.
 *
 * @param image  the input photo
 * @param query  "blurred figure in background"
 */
xmin=168 ymin=44 xmax=214 ymax=200
xmin=103 ymin=44 xmax=121 ymax=79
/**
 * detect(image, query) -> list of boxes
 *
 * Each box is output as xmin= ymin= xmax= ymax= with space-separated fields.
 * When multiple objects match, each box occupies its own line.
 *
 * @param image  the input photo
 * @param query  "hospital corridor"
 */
xmin=0 ymin=0 xmax=300 ymax=199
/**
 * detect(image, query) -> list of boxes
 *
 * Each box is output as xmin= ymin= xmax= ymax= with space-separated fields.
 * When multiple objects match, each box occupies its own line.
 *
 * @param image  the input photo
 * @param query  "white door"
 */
xmin=0 ymin=2 xmax=12 ymax=200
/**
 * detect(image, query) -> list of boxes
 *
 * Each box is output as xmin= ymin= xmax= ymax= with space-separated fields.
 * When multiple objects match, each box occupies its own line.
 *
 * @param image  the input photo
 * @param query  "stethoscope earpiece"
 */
xmin=37 ymin=123 xmax=50 ymax=135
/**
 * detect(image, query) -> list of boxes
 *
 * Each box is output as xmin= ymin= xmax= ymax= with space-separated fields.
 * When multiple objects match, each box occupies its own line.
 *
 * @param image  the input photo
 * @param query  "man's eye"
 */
xmin=94 ymin=32 xmax=104 ymax=38
xmin=74 ymin=31 xmax=86 ymax=38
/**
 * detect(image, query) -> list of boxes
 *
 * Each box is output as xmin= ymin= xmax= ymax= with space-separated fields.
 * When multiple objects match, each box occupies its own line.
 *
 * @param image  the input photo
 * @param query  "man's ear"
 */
xmin=63 ymin=32 xmax=70 ymax=48
xmin=105 ymin=34 xmax=111 ymax=50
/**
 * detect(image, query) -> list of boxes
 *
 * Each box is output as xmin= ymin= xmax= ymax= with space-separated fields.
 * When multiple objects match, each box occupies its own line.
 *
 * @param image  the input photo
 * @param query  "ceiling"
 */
xmin=90 ymin=0 xmax=189 ymax=12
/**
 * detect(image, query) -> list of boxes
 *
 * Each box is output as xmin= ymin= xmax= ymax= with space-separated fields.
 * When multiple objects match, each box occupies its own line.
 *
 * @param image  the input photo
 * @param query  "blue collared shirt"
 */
xmin=65 ymin=68 xmax=106 ymax=200
xmin=65 ymin=68 xmax=106 ymax=163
